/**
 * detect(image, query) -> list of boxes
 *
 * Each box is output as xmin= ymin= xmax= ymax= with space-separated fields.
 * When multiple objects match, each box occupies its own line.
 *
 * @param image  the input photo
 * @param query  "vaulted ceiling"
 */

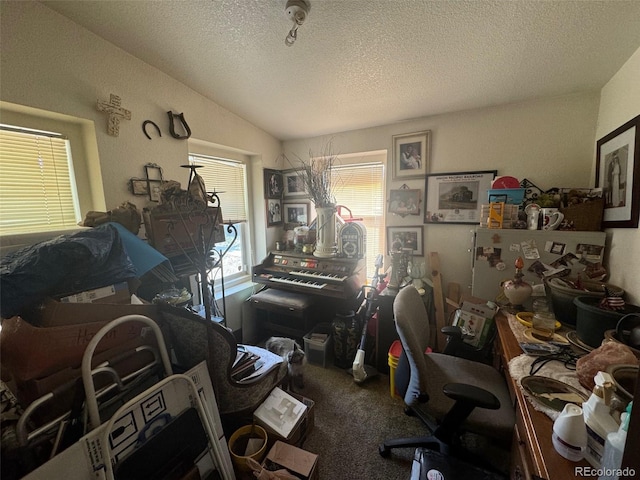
xmin=42 ymin=0 xmax=640 ymax=140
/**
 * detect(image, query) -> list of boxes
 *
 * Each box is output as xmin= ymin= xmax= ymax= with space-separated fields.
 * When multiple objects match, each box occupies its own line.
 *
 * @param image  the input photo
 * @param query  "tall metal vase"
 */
xmin=314 ymin=205 xmax=337 ymax=258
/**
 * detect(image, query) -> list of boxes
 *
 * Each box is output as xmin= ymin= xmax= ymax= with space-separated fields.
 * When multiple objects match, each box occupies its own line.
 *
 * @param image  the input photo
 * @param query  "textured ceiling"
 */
xmin=41 ymin=0 xmax=640 ymax=141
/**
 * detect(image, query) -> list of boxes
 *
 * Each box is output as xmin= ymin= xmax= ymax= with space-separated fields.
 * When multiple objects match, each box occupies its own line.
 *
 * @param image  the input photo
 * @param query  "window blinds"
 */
xmin=0 ymin=127 xmax=79 ymax=234
xmin=332 ymin=162 xmax=385 ymax=277
xmin=188 ymin=154 xmax=247 ymax=223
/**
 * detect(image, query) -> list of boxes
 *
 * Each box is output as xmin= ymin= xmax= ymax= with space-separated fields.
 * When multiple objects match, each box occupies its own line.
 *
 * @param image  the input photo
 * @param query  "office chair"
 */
xmin=379 ymin=286 xmax=514 ymax=470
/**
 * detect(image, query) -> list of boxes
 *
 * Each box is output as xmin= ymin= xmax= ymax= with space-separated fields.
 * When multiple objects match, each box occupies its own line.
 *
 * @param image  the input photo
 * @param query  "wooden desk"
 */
xmin=494 ymin=313 xmax=589 ymax=480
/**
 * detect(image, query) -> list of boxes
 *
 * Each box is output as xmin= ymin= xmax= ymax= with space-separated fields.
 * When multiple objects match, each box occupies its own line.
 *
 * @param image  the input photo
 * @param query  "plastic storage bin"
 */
xmin=303 ymin=323 xmax=333 ymax=367
xmin=388 ymin=340 xmax=402 ymax=399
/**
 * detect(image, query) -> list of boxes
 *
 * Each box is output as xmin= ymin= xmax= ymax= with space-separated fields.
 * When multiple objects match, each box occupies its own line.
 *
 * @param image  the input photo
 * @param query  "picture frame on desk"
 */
xmin=596 ymin=114 xmax=640 ymax=228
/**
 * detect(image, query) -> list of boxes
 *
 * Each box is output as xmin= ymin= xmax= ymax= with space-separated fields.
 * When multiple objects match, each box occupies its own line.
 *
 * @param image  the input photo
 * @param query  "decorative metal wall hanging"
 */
xmin=142 ymin=120 xmax=162 ymax=140
xmin=167 ymin=111 xmax=191 ymax=139
xmin=520 ymin=178 xmax=543 ymax=206
xmin=129 ymin=163 xmax=165 ymax=202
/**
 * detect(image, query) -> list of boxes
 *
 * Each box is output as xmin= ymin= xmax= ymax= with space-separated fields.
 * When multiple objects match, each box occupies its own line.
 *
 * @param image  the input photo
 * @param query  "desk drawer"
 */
xmin=511 ymin=416 xmax=534 ymax=480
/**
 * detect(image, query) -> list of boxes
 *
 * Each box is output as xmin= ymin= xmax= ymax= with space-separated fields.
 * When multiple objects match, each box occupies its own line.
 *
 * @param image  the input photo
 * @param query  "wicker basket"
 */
xmin=560 ymin=198 xmax=604 ymax=231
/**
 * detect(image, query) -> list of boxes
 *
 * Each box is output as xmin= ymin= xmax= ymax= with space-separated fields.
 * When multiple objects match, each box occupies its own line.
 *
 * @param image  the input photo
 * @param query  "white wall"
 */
xmin=284 ymin=92 xmax=601 ymax=295
xmin=0 ymin=1 xmax=283 ymax=330
xmin=596 ymin=46 xmax=640 ymax=305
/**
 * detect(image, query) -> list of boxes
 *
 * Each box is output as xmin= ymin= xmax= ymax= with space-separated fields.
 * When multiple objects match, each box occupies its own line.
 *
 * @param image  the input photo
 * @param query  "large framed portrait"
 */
xmin=264 ymin=168 xmax=283 ymax=199
xmin=266 ymin=198 xmax=283 ymax=227
xmin=283 ymin=169 xmax=307 ymax=198
xmin=392 ymin=131 xmax=430 ymax=180
xmin=596 ymin=114 xmax=640 ymax=228
xmin=424 ymin=170 xmax=497 ymax=224
xmin=386 ymin=226 xmax=424 ymax=256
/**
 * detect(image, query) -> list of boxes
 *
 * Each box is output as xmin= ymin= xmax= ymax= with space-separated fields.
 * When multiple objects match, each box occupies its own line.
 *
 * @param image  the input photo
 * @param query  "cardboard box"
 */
xmin=451 ymin=300 xmax=497 ymax=349
xmin=37 ymin=297 xmax=158 ymax=328
xmin=0 ymin=302 xmax=159 ymax=381
xmin=254 ymin=387 xmax=311 ymax=447
xmin=262 ymin=441 xmax=318 ymax=480
xmin=58 ymin=281 xmax=131 ymax=304
xmin=288 ymin=392 xmax=315 ymax=445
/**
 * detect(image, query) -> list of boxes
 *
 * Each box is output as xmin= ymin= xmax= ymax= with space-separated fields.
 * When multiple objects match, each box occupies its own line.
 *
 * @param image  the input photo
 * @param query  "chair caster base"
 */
xmin=379 ymin=444 xmax=391 ymax=457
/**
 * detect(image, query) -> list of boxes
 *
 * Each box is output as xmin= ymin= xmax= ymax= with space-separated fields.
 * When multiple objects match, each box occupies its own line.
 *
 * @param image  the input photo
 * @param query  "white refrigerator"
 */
xmin=471 ymin=228 xmax=607 ymax=306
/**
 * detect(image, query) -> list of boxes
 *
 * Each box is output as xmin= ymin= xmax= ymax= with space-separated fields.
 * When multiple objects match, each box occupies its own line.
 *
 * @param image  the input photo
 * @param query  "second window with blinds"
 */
xmin=187 ymin=154 xmax=249 ymax=286
xmin=332 ymin=161 xmax=385 ymax=280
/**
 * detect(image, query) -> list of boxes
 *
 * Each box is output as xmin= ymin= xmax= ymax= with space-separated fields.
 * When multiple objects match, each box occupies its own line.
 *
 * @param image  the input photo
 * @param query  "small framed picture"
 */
xmin=392 ymin=131 xmax=430 ymax=180
xmin=389 ymin=187 xmax=421 ymax=217
xmin=264 ymin=168 xmax=284 ymax=199
xmin=283 ymin=169 xmax=308 ymax=197
xmin=148 ymin=180 xmax=163 ymax=202
xmin=283 ymin=202 xmax=309 ymax=228
xmin=386 ymin=226 xmax=424 ymax=256
xmin=130 ymin=179 xmax=148 ymax=195
xmin=266 ymin=198 xmax=283 ymax=227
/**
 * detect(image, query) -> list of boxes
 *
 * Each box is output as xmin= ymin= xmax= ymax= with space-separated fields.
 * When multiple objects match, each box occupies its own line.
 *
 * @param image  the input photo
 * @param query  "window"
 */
xmin=0 ymin=125 xmax=80 ymax=235
xmin=187 ymin=154 xmax=249 ymax=287
xmin=332 ymin=161 xmax=385 ymax=280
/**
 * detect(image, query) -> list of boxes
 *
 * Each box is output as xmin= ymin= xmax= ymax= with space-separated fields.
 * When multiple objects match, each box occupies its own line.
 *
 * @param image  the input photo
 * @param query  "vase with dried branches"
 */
xmin=288 ymin=145 xmax=340 ymax=257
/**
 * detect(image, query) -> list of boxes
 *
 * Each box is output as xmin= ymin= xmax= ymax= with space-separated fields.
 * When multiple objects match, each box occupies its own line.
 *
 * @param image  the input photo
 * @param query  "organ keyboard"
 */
xmin=252 ymin=252 xmax=365 ymax=299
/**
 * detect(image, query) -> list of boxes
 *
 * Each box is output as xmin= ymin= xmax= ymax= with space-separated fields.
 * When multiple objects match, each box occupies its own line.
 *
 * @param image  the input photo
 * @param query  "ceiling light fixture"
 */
xmin=284 ymin=0 xmax=310 ymax=47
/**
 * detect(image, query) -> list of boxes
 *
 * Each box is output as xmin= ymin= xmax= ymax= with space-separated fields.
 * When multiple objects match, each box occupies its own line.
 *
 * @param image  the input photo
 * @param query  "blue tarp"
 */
xmin=0 ymin=224 xmax=137 ymax=318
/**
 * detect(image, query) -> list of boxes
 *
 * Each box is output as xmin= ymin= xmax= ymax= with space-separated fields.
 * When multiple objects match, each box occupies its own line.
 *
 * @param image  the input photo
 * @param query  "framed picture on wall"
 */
xmin=392 ymin=131 xmax=430 ymax=180
xmin=264 ymin=169 xmax=284 ymax=199
xmin=266 ymin=198 xmax=283 ymax=227
xmin=596 ymin=114 xmax=640 ymax=228
xmin=386 ymin=226 xmax=424 ymax=256
xmin=388 ymin=186 xmax=421 ymax=217
xmin=283 ymin=169 xmax=307 ymax=198
xmin=284 ymin=202 xmax=309 ymax=225
xmin=424 ymin=170 xmax=497 ymax=224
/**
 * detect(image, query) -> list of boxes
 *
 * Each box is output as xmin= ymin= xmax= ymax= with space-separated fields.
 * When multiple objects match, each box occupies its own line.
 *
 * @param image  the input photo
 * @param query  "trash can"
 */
xmin=228 ymin=424 xmax=268 ymax=476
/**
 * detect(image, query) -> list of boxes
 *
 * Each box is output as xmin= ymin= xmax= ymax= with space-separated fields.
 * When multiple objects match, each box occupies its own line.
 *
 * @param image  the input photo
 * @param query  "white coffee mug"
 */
xmin=541 ymin=208 xmax=564 ymax=230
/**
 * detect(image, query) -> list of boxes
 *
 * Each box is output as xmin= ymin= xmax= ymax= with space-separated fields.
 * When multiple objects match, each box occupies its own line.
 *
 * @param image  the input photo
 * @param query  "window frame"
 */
xmin=330 ymin=152 xmax=386 ymax=280
xmin=0 ymin=102 xmax=105 ymax=254
xmin=187 ymin=153 xmax=252 ymax=290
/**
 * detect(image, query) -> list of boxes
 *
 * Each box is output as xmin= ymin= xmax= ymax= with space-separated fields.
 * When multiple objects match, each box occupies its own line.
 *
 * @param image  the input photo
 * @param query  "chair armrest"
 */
xmin=441 ymin=326 xmax=464 ymax=356
xmin=441 ymin=325 xmax=463 ymax=338
xmin=442 ymin=382 xmax=500 ymax=410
